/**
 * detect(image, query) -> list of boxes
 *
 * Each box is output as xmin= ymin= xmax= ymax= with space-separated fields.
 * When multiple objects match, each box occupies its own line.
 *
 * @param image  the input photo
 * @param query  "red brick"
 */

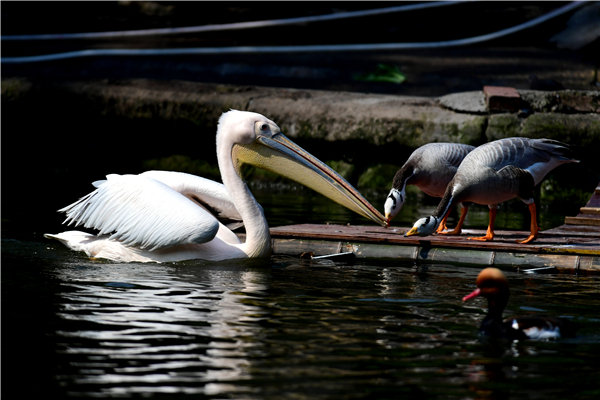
xmin=483 ymin=86 xmax=521 ymax=112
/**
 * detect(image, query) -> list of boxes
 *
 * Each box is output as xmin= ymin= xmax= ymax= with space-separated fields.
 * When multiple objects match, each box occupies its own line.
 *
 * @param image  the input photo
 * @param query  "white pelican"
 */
xmin=384 ymin=143 xmax=475 ymax=233
xmin=45 ymin=110 xmax=386 ymax=262
xmin=404 ymin=137 xmax=578 ymax=244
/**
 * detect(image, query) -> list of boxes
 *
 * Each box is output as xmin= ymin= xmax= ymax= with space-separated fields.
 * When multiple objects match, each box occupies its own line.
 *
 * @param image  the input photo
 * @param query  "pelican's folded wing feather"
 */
xmin=140 ymin=170 xmax=243 ymax=230
xmin=60 ymin=174 xmax=220 ymax=251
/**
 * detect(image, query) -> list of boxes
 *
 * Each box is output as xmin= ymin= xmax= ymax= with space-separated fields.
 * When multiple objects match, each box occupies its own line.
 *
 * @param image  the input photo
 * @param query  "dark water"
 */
xmin=3 ymin=230 xmax=600 ymax=398
xmin=3 ymin=187 xmax=600 ymax=399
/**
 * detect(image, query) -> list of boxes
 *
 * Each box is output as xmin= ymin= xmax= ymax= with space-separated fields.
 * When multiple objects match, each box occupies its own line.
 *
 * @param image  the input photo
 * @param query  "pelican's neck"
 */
xmin=217 ymin=140 xmax=271 ymax=258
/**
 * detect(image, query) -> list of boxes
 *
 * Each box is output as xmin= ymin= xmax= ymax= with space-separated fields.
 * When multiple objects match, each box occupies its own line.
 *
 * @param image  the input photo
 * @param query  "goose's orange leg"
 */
xmin=435 ymin=208 xmax=452 ymax=233
xmin=439 ymin=206 xmax=469 ymax=236
xmin=469 ymin=208 xmax=496 ymax=241
xmin=517 ymin=203 xmax=538 ymax=244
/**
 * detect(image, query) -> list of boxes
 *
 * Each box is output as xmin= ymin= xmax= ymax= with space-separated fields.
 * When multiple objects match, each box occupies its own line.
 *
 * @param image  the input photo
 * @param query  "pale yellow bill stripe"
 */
xmin=232 ymin=133 xmax=387 ymax=226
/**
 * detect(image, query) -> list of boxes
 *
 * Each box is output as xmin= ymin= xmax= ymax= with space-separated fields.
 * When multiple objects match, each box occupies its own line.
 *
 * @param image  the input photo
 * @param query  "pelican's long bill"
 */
xmin=232 ymin=131 xmax=387 ymax=227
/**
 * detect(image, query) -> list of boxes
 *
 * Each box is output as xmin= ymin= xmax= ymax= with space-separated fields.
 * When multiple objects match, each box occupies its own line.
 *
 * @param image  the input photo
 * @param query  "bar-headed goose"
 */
xmin=384 ymin=143 xmax=475 ymax=232
xmin=404 ymin=137 xmax=578 ymax=244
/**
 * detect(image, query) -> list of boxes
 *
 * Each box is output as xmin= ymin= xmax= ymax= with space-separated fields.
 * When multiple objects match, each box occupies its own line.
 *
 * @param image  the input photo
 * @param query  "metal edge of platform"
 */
xmin=267 ymin=236 xmax=600 ymax=274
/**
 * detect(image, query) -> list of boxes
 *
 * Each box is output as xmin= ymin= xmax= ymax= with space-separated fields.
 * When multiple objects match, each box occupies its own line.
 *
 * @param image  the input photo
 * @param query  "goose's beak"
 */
xmin=232 ymin=132 xmax=387 ymax=226
xmin=404 ymin=226 xmax=419 ymax=237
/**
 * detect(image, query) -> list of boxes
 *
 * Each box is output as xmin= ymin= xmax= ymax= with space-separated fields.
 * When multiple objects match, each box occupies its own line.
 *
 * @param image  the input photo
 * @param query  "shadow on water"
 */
xmin=3 ymin=232 xmax=600 ymax=399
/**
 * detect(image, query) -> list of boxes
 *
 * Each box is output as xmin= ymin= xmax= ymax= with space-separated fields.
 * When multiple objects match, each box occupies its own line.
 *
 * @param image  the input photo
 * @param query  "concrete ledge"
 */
xmin=2 ymin=76 xmax=596 ymax=197
xmin=3 ymin=77 xmax=598 ymax=149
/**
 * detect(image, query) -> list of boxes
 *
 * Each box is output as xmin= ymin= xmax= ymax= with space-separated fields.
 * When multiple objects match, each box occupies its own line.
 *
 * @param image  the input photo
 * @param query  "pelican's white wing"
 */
xmin=60 ymin=174 xmax=221 ymax=251
xmin=140 ymin=170 xmax=243 ymax=229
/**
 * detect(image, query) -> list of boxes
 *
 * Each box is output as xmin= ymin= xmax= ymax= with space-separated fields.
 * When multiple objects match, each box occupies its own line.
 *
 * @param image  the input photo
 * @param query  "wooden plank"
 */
xmin=543 ymin=224 xmax=600 ymax=237
xmin=574 ymin=213 xmax=600 ymax=219
xmin=580 ymin=207 xmax=600 ymax=215
xmin=270 ymin=224 xmax=600 ymax=255
xmin=540 ymin=244 xmax=600 ymax=256
xmin=565 ymin=216 xmax=600 ymax=226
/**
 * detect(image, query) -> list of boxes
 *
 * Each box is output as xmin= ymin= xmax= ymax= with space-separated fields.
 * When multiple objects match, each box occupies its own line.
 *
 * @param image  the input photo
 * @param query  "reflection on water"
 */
xmin=3 ymin=236 xmax=600 ymax=399
xmin=51 ymin=260 xmax=272 ymax=397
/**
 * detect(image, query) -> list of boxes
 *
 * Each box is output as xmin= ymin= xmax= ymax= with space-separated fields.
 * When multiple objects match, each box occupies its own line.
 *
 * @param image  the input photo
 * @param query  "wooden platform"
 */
xmin=562 ymin=184 xmax=600 ymax=229
xmin=266 ymin=185 xmax=600 ymax=274
xmin=268 ymin=224 xmax=599 ymax=273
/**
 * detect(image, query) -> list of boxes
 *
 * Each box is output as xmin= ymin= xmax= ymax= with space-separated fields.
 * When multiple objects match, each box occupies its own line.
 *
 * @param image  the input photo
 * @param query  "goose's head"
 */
xmin=216 ymin=110 xmax=387 ymax=227
xmin=384 ymin=188 xmax=404 ymax=226
xmin=404 ymin=215 xmax=439 ymax=237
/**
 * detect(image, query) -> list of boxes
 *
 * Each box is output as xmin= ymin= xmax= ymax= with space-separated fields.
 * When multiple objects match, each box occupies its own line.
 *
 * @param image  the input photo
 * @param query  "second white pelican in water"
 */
xmin=45 ymin=110 xmax=386 ymax=262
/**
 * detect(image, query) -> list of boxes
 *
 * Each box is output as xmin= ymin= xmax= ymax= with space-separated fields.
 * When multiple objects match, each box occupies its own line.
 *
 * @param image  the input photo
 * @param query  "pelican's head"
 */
xmin=384 ymin=188 xmax=405 ymax=226
xmin=217 ymin=109 xmax=281 ymax=146
xmin=217 ymin=110 xmax=387 ymax=227
xmin=404 ymin=215 xmax=439 ymax=237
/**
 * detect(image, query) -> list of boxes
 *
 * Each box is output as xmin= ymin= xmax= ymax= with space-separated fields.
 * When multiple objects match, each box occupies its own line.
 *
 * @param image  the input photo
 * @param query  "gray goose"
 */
xmin=384 ymin=143 xmax=475 ymax=233
xmin=404 ymin=138 xmax=578 ymax=244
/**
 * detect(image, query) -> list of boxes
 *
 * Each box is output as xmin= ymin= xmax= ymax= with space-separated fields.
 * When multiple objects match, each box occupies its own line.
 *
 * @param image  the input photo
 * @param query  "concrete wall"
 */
xmin=2 ymin=77 xmax=598 ymax=196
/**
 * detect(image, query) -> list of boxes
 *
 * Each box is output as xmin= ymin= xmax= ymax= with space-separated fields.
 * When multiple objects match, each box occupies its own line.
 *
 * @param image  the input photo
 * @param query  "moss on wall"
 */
xmin=486 ymin=114 xmax=522 ymax=140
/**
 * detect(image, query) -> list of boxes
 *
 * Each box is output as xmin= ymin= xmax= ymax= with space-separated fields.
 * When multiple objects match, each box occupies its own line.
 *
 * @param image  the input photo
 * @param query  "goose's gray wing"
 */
xmin=396 ymin=143 xmax=476 ymax=196
xmin=409 ymin=143 xmax=475 ymax=170
xmin=468 ymin=138 xmax=578 ymax=185
xmin=434 ymin=143 xmax=476 ymax=168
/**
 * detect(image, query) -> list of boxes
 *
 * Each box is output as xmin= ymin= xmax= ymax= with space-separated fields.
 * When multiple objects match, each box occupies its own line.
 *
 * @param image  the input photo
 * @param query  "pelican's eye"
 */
xmin=260 ymin=123 xmax=269 ymax=132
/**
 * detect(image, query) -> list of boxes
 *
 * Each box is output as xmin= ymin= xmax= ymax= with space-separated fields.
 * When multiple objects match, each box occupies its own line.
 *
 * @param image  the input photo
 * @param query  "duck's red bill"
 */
xmin=462 ymin=288 xmax=481 ymax=302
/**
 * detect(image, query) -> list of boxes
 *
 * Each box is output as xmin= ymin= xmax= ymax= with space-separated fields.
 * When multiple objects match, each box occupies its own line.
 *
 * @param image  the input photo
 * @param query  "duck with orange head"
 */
xmin=463 ymin=268 xmax=580 ymax=340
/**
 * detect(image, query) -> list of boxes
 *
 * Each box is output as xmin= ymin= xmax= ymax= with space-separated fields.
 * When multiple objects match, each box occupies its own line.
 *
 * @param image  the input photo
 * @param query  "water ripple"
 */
xmin=4 ymin=239 xmax=600 ymax=399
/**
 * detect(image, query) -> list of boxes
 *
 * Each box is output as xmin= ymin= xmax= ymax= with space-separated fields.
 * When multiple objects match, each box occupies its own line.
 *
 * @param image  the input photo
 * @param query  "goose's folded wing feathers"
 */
xmin=60 ymin=174 xmax=221 ymax=251
xmin=440 ymin=143 xmax=476 ymax=167
xmin=483 ymin=138 xmax=577 ymax=184
xmin=140 ymin=170 xmax=243 ymax=230
xmin=408 ymin=143 xmax=474 ymax=170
